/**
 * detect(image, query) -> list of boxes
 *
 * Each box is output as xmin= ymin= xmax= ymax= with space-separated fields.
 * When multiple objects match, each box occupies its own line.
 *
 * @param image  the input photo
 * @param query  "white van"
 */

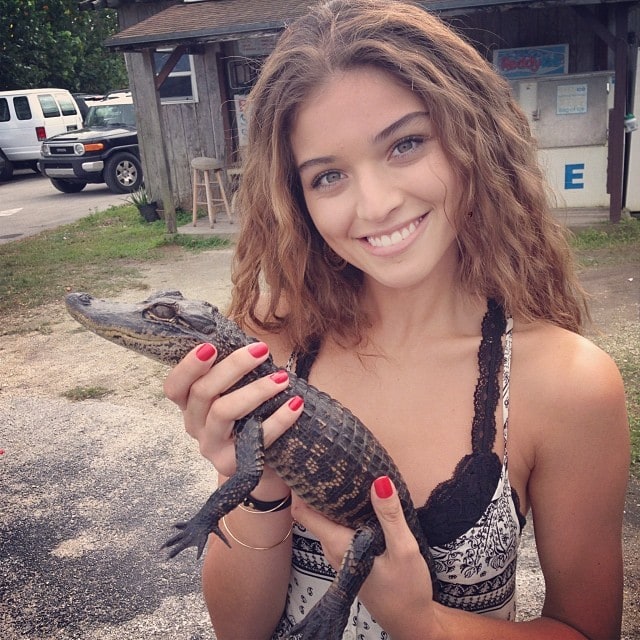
xmin=0 ymin=88 xmax=83 ymax=181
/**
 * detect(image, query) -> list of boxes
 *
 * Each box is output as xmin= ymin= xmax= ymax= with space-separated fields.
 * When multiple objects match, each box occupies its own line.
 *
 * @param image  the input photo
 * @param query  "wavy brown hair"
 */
xmin=228 ymin=0 xmax=589 ymax=351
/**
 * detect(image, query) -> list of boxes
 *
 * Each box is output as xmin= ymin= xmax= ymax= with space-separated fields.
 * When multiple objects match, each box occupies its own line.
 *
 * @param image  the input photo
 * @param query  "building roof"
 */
xmin=104 ymin=0 xmax=317 ymax=50
xmin=101 ymin=0 xmax=627 ymax=51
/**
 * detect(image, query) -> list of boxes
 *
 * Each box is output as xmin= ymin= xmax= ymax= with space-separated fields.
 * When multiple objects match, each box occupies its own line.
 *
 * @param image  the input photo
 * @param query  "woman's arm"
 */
xmin=164 ymin=340 xmax=302 ymax=639
xmin=522 ymin=339 xmax=629 ymax=639
xmin=202 ymin=472 xmax=295 ymax=639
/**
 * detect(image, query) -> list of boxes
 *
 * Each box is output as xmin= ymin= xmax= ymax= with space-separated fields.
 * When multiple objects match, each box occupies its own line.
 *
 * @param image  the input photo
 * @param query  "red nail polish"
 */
xmin=248 ymin=342 xmax=269 ymax=358
xmin=288 ymin=396 xmax=303 ymax=411
xmin=270 ymin=370 xmax=288 ymax=384
xmin=196 ymin=343 xmax=216 ymax=361
xmin=374 ymin=476 xmax=393 ymax=499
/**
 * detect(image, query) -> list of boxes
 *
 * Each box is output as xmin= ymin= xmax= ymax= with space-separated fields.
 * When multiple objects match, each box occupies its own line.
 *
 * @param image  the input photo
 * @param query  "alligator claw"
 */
xmin=288 ymin=607 xmax=350 ymax=640
xmin=163 ymin=518 xmax=226 ymax=559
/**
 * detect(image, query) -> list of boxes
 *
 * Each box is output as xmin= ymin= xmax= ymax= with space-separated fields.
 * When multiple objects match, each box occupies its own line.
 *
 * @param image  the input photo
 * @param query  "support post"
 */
xmin=134 ymin=50 xmax=177 ymax=234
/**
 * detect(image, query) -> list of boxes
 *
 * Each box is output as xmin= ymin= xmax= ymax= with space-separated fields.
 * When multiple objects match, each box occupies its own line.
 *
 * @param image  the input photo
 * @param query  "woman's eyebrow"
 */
xmin=298 ymin=154 xmax=337 ymax=174
xmin=296 ymin=111 xmax=430 ymax=174
xmin=373 ymin=111 xmax=430 ymax=144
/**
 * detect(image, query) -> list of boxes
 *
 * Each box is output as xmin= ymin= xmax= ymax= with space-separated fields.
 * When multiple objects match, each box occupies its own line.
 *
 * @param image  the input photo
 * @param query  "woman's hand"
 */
xmin=163 ymin=341 xmax=303 ymax=495
xmin=292 ymin=477 xmax=437 ymax=637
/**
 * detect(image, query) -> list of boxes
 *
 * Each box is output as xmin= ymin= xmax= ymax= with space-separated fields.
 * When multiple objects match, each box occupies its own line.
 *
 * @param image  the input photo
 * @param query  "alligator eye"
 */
xmin=147 ymin=303 xmax=177 ymax=321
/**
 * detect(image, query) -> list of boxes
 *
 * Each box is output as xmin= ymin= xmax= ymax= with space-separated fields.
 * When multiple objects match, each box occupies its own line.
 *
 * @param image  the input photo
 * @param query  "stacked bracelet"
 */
xmin=221 ymin=515 xmax=293 ymax=551
xmin=239 ymin=493 xmax=292 ymax=514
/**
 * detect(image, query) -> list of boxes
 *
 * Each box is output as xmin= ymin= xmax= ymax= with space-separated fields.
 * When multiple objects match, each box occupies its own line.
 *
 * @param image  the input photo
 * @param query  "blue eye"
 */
xmin=391 ymin=136 xmax=424 ymax=157
xmin=311 ymin=170 xmax=343 ymax=189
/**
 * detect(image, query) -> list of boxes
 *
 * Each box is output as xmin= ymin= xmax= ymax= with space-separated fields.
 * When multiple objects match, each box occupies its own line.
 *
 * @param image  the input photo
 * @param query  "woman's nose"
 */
xmin=354 ymin=166 xmax=403 ymax=222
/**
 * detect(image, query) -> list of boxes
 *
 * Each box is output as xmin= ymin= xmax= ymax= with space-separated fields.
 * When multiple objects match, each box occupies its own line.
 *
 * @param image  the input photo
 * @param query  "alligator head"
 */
xmin=65 ymin=290 xmax=250 ymax=366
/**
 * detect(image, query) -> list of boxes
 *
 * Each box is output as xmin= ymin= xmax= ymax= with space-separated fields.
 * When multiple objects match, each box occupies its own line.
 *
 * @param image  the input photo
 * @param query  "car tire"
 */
xmin=104 ymin=152 xmax=142 ymax=194
xmin=50 ymin=178 xmax=87 ymax=193
xmin=0 ymin=155 xmax=14 ymax=181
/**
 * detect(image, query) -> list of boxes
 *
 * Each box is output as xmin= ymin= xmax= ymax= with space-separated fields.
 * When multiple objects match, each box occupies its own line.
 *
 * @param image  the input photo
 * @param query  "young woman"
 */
xmin=163 ymin=1 xmax=630 ymax=638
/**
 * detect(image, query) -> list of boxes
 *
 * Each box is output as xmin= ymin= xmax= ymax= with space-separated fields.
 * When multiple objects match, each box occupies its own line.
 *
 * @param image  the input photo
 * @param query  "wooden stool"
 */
xmin=191 ymin=156 xmax=232 ymax=227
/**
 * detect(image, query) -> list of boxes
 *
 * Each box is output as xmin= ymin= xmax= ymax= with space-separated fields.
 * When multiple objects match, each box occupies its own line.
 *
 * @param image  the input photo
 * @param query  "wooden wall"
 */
xmin=158 ymin=47 xmax=225 ymax=208
xmin=118 ymin=2 xmax=227 ymax=210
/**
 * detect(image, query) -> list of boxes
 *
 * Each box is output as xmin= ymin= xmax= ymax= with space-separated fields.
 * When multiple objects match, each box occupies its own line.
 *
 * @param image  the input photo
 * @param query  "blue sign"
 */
xmin=493 ymin=44 xmax=569 ymax=79
xmin=564 ymin=164 xmax=585 ymax=190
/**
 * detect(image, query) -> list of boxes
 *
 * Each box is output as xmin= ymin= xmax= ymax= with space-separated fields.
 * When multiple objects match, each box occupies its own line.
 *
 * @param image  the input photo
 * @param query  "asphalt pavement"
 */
xmin=0 ymin=170 xmax=127 ymax=244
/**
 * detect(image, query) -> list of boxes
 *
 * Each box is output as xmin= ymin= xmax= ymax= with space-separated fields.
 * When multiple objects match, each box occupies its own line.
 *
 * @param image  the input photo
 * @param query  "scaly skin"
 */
xmin=65 ymin=290 xmax=436 ymax=640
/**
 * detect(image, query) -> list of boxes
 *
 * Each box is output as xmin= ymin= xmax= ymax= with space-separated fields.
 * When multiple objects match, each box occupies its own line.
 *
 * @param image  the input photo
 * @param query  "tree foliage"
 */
xmin=0 ymin=0 xmax=128 ymax=93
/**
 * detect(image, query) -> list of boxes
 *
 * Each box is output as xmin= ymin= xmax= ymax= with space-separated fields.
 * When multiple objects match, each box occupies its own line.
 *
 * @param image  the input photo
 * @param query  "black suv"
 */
xmin=39 ymin=95 xmax=142 ymax=194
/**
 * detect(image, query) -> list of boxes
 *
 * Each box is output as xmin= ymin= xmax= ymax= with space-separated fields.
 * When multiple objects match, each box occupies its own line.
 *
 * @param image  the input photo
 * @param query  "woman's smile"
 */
xmin=363 ymin=214 xmax=427 ymax=250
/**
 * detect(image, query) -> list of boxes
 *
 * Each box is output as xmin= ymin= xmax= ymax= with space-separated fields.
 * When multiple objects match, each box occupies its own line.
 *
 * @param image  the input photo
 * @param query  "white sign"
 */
xmin=234 ymin=94 xmax=250 ymax=148
xmin=238 ymin=35 xmax=278 ymax=57
xmin=556 ymin=84 xmax=588 ymax=115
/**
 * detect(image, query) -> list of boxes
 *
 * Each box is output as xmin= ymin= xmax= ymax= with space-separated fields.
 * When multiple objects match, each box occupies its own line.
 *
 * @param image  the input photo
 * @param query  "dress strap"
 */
xmin=471 ymin=299 xmax=507 ymax=454
xmin=501 ymin=314 xmax=514 ymax=465
xmin=286 ymin=337 xmax=322 ymax=380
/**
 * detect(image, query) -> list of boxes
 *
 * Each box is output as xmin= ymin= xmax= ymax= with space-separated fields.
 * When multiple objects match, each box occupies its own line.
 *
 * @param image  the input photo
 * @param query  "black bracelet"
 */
xmin=240 ymin=493 xmax=292 ymax=513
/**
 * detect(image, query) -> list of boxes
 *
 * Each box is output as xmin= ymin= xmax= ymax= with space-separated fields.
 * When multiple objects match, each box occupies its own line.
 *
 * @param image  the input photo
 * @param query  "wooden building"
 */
xmin=80 ymin=0 xmax=640 ymax=231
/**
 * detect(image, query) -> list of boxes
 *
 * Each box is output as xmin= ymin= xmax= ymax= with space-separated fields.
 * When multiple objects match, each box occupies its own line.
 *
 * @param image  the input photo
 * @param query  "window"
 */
xmin=38 ymin=95 xmax=61 ymax=118
xmin=154 ymin=49 xmax=198 ymax=104
xmin=0 ymin=99 xmax=10 ymax=122
xmin=86 ymin=103 xmax=136 ymax=128
xmin=13 ymin=96 xmax=32 ymax=120
xmin=56 ymin=93 xmax=79 ymax=116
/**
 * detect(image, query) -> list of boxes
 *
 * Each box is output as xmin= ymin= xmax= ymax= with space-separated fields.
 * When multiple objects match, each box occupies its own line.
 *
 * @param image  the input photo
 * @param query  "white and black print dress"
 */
xmin=274 ymin=300 xmax=526 ymax=639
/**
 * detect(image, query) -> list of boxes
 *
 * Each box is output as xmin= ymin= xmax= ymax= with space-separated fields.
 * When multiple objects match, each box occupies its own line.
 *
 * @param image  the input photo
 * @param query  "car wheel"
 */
xmin=0 ymin=156 xmax=14 ymax=181
xmin=104 ymin=152 xmax=143 ymax=194
xmin=50 ymin=178 xmax=87 ymax=193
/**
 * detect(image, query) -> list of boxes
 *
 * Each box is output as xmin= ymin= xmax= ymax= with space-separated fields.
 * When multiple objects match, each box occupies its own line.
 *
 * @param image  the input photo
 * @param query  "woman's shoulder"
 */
xmin=513 ymin=319 xmax=623 ymax=393
xmin=511 ymin=319 xmax=627 ymax=445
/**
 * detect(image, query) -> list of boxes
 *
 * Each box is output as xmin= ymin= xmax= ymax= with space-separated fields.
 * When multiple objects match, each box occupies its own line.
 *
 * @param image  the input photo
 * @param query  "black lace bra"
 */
xmin=293 ymin=299 xmax=526 ymax=548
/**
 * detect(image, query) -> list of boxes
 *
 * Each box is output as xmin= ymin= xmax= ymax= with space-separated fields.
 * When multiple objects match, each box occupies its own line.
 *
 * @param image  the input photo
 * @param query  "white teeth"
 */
xmin=367 ymin=218 xmax=421 ymax=248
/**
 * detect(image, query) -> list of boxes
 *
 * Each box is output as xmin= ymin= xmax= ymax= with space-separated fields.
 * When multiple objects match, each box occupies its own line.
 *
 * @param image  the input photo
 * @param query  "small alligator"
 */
xmin=65 ymin=290 xmax=435 ymax=639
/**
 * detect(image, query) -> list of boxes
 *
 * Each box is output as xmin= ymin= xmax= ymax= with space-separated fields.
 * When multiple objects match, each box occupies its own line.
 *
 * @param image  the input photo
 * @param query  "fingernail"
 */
xmin=270 ymin=370 xmax=288 ymax=384
xmin=374 ymin=476 xmax=393 ymax=499
xmin=288 ymin=395 xmax=303 ymax=411
xmin=196 ymin=343 xmax=216 ymax=361
xmin=248 ymin=342 xmax=269 ymax=358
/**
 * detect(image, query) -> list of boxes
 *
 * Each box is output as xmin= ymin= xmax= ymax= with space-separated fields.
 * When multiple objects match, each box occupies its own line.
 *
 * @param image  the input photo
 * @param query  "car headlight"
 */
xmin=74 ymin=143 xmax=85 ymax=156
xmin=41 ymin=144 xmax=50 ymax=156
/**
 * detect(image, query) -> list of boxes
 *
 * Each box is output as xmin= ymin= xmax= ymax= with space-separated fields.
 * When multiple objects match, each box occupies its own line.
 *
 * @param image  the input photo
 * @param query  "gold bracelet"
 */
xmin=221 ymin=515 xmax=293 ymax=551
xmin=238 ymin=493 xmax=292 ymax=514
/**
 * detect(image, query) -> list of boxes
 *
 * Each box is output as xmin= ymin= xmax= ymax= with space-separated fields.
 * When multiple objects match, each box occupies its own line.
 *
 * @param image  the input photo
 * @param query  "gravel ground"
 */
xmin=0 ymin=247 xmax=637 ymax=639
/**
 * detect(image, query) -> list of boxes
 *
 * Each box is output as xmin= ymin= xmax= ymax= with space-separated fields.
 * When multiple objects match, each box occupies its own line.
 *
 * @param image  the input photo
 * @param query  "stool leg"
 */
xmin=192 ymin=168 xmax=199 ymax=226
xmin=203 ymin=169 xmax=216 ymax=227
xmin=215 ymin=170 xmax=233 ymax=223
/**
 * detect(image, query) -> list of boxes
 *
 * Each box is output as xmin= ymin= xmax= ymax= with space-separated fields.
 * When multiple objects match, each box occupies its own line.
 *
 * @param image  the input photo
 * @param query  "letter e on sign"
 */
xmin=564 ymin=163 xmax=585 ymax=190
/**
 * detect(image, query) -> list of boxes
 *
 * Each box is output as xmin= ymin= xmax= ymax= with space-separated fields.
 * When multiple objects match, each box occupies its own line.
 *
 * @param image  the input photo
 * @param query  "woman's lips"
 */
xmin=365 ymin=214 xmax=426 ymax=248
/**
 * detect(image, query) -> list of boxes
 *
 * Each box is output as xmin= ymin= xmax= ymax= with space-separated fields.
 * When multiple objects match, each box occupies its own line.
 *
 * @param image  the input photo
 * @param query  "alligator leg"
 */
xmin=163 ymin=416 xmax=266 ymax=558
xmin=287 ymin=520 xmax=385 ymax=640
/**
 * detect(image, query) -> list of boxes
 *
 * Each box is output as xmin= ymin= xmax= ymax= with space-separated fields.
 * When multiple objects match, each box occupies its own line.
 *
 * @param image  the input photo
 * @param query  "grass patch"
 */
xmin=0 ymin=205 xmax=229 ymax=317
xmin=570 ymin=218 xmax=640 ymax=267
xmin=620 ymin=360 xmax=640 ymax=472
xmin=594 ymin=334 xmax=640 ymax=475
xmin=62 ymin=386 xmax=113 ymax=401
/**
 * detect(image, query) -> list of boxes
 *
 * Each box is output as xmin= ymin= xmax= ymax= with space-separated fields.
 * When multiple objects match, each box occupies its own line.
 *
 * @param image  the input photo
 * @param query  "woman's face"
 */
xmin=290 ymin=67 xmax=462 ymax=291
